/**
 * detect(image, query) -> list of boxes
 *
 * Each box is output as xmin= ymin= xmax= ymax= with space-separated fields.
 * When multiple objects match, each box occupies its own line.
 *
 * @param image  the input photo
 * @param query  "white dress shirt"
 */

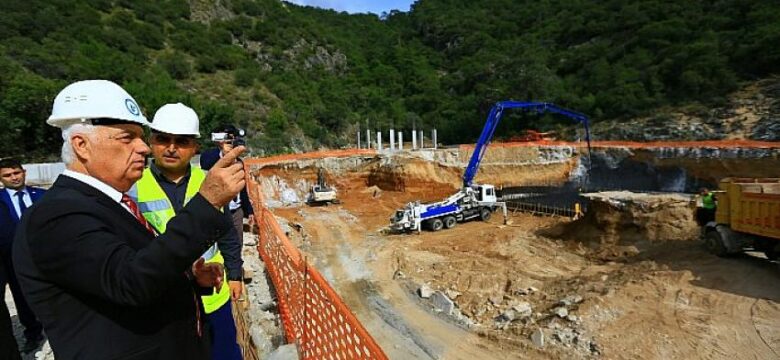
xmin=61 ymin=170 xmax=134 ymax=215
xmin=5 ymin=187 xmax=32 ymax=218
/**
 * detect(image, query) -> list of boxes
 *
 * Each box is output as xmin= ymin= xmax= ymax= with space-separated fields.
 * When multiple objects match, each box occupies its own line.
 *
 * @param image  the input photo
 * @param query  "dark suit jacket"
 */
xmin=0 ymin=186 xmax=45 ymax=249
xmin=13 ymin=175 xmax=231 ymax=360
xmin=200 ymin=148 xmax=253 ymax=217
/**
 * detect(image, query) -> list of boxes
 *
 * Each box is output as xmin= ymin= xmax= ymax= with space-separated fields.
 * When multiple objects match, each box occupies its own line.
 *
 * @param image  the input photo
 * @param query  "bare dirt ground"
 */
xmin=262 ymin=157 xmax=780 ymax=360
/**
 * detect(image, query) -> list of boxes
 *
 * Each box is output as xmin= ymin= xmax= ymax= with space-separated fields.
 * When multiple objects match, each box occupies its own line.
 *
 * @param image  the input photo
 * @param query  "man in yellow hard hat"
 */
xmin=129 ymin=103 xmax=243 ymax=360
xmin=13 ymin=79 xmax=246 ymax=359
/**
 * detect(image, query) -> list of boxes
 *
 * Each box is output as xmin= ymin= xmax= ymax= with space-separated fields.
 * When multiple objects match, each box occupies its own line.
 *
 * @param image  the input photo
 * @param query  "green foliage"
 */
xmin=0 ymin=0 xmax=777 ymax=160
xmin=0 ymin=62 xmax=63 ymax=160
xmin=157 ymin=52 xmax=193 ymax=80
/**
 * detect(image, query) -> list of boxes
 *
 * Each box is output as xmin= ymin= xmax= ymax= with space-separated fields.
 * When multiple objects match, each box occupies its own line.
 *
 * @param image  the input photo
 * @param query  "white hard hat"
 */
xmin=150 ymin=103 xmax=200 ymax=137
xmin=47 ymin=80 xmax=149 ymax=128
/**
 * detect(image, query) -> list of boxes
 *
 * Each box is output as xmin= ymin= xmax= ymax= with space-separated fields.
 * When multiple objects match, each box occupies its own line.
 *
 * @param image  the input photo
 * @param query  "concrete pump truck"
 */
xmin=390 ymin=101 xmax=592 ymax=233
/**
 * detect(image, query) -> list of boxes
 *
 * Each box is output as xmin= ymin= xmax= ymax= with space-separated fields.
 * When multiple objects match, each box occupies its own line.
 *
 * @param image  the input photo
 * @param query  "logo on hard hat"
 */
xmin=125 ymin=99 xmax=140 ymax=116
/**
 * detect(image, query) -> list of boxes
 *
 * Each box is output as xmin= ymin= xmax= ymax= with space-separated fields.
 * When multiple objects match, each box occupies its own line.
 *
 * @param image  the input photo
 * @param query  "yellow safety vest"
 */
xmin=702 ymin=193 xmax=716 ymax=210
xmin=130 ymin=166 xmax=230 ymax=314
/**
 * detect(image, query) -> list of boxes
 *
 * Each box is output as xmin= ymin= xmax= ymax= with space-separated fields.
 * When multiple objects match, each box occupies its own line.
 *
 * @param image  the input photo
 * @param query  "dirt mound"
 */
xmin=559 ymin=191 xmax=699 ymax=259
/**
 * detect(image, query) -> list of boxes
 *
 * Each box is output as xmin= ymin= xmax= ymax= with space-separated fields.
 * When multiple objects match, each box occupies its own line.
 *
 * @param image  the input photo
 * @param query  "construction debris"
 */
xmin=531 ymin=328 xmax=545 ymax=348
xmin=417 ymin=284 xmax=433 ymax=299
xmin=266 ymin=344 xmax=300 ymax=360
xmin=430 ymin=291 xmax=455 ymax=315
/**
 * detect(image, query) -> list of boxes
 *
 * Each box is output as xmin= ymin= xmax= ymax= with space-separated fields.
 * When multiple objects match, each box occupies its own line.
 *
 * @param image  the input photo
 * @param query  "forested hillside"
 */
xmin=1 ymin=0 xmax=778 ymax=160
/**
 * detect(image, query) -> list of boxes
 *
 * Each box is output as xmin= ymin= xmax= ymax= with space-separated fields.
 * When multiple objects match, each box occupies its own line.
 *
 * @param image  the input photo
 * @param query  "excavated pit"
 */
xmin=250 ymin=143 xmax=780 ymax=360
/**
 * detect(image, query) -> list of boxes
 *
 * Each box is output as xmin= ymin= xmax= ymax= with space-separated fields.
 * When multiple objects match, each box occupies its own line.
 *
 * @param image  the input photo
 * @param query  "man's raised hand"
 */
xmin=199 ymin=146 xmax=246 ymax=209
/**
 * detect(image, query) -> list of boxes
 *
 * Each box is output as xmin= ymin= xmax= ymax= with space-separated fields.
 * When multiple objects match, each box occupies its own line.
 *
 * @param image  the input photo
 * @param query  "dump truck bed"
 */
xmin=716 ymin=178 xmax=780 ymax=240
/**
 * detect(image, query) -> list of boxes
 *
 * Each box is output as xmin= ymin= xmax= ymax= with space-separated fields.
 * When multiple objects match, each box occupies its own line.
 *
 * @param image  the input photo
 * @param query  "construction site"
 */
xmin=221 ymin=130 xmax=778 ymax=359
xmin=6 ymin=100 xmax=780 ymax=360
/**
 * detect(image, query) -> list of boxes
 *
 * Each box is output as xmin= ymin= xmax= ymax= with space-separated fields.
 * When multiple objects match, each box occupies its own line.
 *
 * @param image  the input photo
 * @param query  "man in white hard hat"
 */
xmin=12 ymin=80 xmax=246 ymax=360
xmin=129 ymin=103 xmax=242 ymax=360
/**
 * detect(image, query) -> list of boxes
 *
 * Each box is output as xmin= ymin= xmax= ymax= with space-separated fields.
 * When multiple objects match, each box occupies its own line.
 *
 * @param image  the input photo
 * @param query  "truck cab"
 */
xmin=474 ymin=184 xmax=497 ymax=203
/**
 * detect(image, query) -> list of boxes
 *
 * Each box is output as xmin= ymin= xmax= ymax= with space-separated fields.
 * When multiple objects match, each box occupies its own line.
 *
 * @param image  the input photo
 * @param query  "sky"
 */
xmin=285 ymin=0 xmax=416 ymax=14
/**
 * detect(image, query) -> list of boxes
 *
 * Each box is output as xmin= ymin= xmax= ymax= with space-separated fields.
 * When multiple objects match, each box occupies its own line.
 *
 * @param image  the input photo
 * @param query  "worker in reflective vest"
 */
xmin=129 ymin=103 xmax=243 ymax=360
xmin=695 ymin=187 xmax=717 ymax=226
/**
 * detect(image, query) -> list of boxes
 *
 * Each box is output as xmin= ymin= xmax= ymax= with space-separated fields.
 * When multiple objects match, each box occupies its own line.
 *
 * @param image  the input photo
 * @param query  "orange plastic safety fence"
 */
xmin=245 ymin=164 xmax=388 ymax=360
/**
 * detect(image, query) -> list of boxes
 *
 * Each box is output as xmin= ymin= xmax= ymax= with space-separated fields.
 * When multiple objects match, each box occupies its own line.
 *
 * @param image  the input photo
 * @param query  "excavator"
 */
xmin=308 ymin=168 xmax=339 ymax=205
xmin=390 ymin=101 xmax=591 ymax=232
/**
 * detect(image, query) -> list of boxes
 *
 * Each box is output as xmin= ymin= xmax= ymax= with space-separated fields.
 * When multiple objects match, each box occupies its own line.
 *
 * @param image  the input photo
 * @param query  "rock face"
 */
xmin=586 ymin=78 xmax=780 ymax=141
xmin=562 ymin=191 xmax=699 ymax=257
xmin=751 ymin=116 xmax=780 ymax=141
xmin=283 ymin=39 xmax=348 ymax=74
xmin=189 ymin=0 xmax=236 ymax=23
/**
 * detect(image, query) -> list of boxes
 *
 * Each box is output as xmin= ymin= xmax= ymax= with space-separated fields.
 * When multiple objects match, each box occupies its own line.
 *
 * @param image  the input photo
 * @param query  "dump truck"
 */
xmin=703 ymin=178 xmax=780 ymax=259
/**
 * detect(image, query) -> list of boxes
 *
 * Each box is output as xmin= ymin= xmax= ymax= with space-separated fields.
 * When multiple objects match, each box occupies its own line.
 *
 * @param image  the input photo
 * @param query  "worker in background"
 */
xmin=695 ymin=187 xmax=717 ymax=226
xmin=130 ymin=103 xmax=243 ymax=360
xmin=0 ymin=158 xmax=45 ymax=353
xmin=201 ymin=124 xmax=254 ymax=247
xmin=13 ymin=80 xmax=245 ymax=359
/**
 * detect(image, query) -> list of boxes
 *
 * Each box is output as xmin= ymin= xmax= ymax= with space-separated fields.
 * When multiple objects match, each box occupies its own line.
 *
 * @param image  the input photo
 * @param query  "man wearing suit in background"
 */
xmin=1 ymin=200 xmax=22 ymax=360
xmin=200 ymin=124 xmax=255 ymax=245
xmin=13 ymin=79 xmax=247 ymax=360
xmin=0 ymin=158 xmax=45 ymax=353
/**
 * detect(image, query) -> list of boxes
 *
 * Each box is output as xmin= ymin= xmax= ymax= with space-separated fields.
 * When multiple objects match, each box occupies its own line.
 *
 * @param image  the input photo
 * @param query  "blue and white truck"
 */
xmin=390 ymin=101 xmax=592 ymax=232
xmin=390 ymin=184 xmax=506 ymax=232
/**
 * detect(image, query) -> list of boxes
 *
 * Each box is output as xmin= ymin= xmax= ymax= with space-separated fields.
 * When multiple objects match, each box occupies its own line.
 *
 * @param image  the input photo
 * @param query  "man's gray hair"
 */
xmin=61 ymin=123 xmax=97 ymax=164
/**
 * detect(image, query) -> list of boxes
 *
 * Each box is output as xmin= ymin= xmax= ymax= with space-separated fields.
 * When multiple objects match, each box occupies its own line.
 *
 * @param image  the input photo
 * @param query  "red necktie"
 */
xmin=121 ymin=194 xmax=156 ymax=235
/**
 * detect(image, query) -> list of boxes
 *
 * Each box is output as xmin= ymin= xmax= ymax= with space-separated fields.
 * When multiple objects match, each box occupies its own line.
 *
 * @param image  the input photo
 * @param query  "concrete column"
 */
xmin=419 ymin=130 xmax=424 ymax=149
xmin=366 ymin=129 xmax=371 ymax=150
xmin=412 ymin=130 xmax=417 ymax=149
xmin=377 ymin=131 xmax=382 ymax=150
xmin=357 ymin=130 xmax=361 ymax=149
xmin=399 ymin=132 xmax=404 ymax=150
xmin=390 ymin=129 xmax=395 ymax=151
xmin=432 ymin=129 xmax=437 ymax=149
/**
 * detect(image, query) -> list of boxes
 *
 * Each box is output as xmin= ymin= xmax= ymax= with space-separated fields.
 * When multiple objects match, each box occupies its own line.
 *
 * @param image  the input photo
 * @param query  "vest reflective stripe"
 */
xmin=201 ymin=244 xmax=219 ymax=262
xmin=134 ymin=166 xmax=230 ymax=314
xmin=137 ymin=199 xmax=170 ymax=213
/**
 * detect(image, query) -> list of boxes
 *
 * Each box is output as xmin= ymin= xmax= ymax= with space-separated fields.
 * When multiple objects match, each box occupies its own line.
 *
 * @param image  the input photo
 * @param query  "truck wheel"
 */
xmin=705 ymin=231 xmax=728 ymax=257
xmin=480 ymin=208 xmax=492 ymax=221
xmin=431 ymin=218 xmax=444 ymax=232
xmin=444 ymin=216 xmax=457 ymax=229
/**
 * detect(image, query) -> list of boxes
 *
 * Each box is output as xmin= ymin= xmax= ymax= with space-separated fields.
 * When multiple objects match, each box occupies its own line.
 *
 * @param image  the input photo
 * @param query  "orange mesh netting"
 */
xmin=244 ymin=162 xmax=387 ymax=360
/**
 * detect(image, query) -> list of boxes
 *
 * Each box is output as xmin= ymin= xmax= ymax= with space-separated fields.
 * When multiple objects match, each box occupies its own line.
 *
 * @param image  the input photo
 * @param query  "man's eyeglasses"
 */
xmin=151 ymin=133 xmax=196 ymax=147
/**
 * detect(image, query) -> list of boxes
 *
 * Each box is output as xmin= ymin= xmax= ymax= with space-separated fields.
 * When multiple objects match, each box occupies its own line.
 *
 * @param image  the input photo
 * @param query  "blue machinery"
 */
xmin=462 ymin=101 xmax=592 ymax=188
